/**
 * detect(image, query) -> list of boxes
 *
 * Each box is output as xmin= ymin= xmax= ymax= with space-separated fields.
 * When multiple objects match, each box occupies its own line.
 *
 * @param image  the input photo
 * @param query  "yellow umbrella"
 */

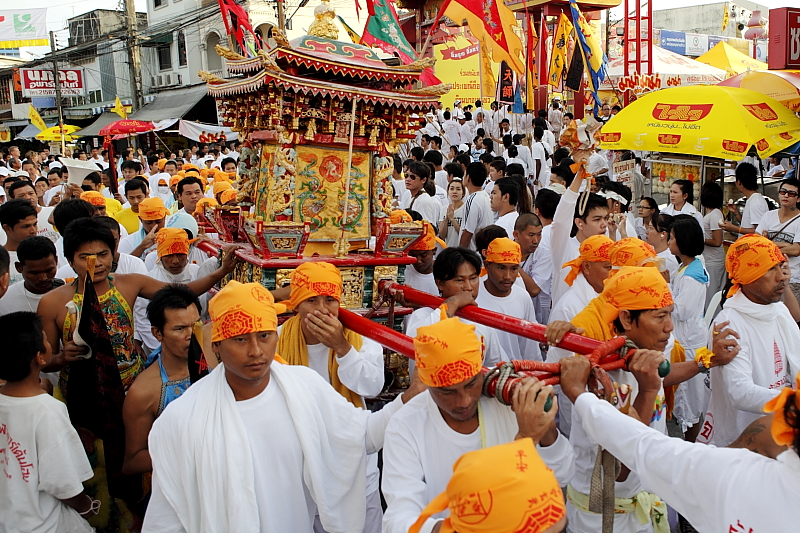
xmin=696 ymin=41 xmax=767 ymax=77
xmin=597 ymin=86 xmax=800 ymax=159
xmin=36 ymin=124 xmax=81 ymax=142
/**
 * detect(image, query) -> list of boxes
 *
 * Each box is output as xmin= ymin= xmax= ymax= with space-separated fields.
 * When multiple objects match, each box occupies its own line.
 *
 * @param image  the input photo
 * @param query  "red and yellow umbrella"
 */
xmin=99 ymin=119 xmax=155 ymax=136
xmin=717 ymin=70 xmax=800 ymax=112
xmin=598 ymin=86 xmax=800 ymax=159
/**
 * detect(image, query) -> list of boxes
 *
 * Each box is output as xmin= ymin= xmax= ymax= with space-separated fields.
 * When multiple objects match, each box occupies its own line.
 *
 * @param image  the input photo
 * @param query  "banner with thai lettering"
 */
xmin=178 ymin=120 xmax=240 ymax=142
xmin=20 ymin=68 xmax=86 ymax=97
xmin=434 ymin=34 xmax=483 ymax=108
xmin=0 ymin=9 xmax=47 ymax=48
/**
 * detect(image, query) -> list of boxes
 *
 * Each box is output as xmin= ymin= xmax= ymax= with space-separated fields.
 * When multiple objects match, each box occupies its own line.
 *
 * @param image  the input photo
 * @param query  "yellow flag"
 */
xmin=722 ymin=4 xmax=729 ymax=31
xmin=111 ymin=96 xmax=127 ymax=119
xmin=548 ymin=13 xmax=573 ymax=88
xmin=337 ymin=15 xmax=362 ymax=45
xmin=28 ymin=104 xmax=47 ymax=131
xmin=480 ymin=42 xmax=497 ymax=101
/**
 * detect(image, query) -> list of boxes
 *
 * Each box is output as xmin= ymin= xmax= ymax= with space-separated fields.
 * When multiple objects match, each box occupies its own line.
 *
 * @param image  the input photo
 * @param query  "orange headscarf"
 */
xmin=562 ymin=235 xmax=613 ymax=286
xmin=220 ymin=189 xmax=237 ymax=205
xmin=284 ymin=262 xmax=342 ymax=310
xmin=199 ymin=168 xmax=213 ymax=180
xmin=209 ymin=280 xmax=278 ymax=342
xmin=214 ymin=169 xmax=231 ymax=183
xmin=156 ymin=227 xmax=190 ymax=258
xmin=764 ymin=373 xmax=800 ymax=446
xmin=599 ymin=266 xmax=674 ymax=324
xmin=169 ymin=175 xmax=182 ymax=187
xmin=725 ymin=234 xmax=785 ymax=297
xmin=157 ymin=158 xmax=168 ymax=171
xmin=195 ymin=197 xmax=218 ymax=215
xmin=484 ymin=237 xmax=521 ymax=264
xmin=80 ymin=191 xmax=106 ymax=207
xmin=609 ymin=238 xmax=658 ymax=268
xmin=410 ymin=439 xmax=565 ymax=533
xmin=389 ymin=209 xmax=412 ymax=224
xmin=138 ymin=197 xmax=168 ymax=221
xmin=213 ymin=180 xmax=233 ymax=196
xmin=409 ymin=223 xmax=446 ymax=251
xmin=182 ymin=163 xmax=199 ymax=171
xmin=414 ymin=315 xmax=484 ymax=387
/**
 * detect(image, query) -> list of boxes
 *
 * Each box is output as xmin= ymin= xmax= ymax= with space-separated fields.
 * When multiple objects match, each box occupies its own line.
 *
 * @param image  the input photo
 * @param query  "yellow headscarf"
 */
xmin=609 ymin=238 xmax=658 ymax=268
xmin=409 ymin=223 xmax=446 ymax=251
xmin=156 ymin=227 xmax=190 ymax=258
xmin=277 ymin=262 xmax=364 ymax=408
xmin=208 ymin=280 xmax=277 ymax=342
xmin=414 ymin=314 xmax=484 ymax=387
xmin=764 ymin=373 xmax=800 ymax=446
xmin=485 ymin=237 xmax=521 ymax=264
xmin=726 ymin=234 xmax=785 ymax=297
xmin=410 ymin=439 xmax=565 ymax=533
xmin=562 ymin=235 xmax=613 ymax=286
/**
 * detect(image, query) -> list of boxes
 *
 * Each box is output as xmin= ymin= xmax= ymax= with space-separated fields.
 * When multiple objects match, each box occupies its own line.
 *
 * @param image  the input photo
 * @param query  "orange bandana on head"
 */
xmin=199 ymin=168 xmax=213 ymax=180
xmin=195 ymin=197 xmax=218 ymax=214
xmin=410 ymin=439 xmax=565 ymax=533
xmin=157 ymin=158 xmax=168 ymax=171
xmin=726 ymin=234 xmax=786 ymax=297
xmin=220 ymin=189 xmax=237 ymax=205
xmin=409 ymin=223 xmax=447 ymax=251
xmin=562 ymin=235 xmax=613 ymax=286
xmin=214 ymin=170 xmax=231 ymax=183
xmin=599 ymin=266 xmax=674 ymax=324
xmin=213 ymin=180 xmax=233 ymax=196
xmin=169 ymin=175 xmax=182 ymax=187
xmin=764 ymin=373 xmax=800 ymax=446
xmin=413 ymin=316 xmax=483 ymax=387
xmin=183 ymin=163 xmax=199 ymax=171
xmin=156 ymin=227 xmax=190 ymax=258
xmin=285 ymin=262 xmax=343 ymax=311
xmin=485 ymin=237 xmax=521 ymax=264
xmin=389 ymin=209 xmax=412 ymax=224
xmin=609 ymin=238 xmax=658 ymax=268
xmin=209 ymin=280 xmax=278 ymax=342
xmin=138 ymin=197 xmax=168 ymax=221
xmin=80 ymin=191 xmax=106 ymax=207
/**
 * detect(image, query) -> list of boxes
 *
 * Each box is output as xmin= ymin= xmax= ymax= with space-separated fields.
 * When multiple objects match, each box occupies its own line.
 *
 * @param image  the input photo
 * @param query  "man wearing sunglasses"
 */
xmin=754 ymin=178 xmax=800 ymax=303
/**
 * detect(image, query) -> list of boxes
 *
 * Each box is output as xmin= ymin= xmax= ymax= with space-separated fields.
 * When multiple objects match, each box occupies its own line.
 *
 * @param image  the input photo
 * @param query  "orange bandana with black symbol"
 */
xmin=209 ymin=280 xmax=278 ymax=342
xmin=562 ymin=235 xmax=613 ymax=286
xmin=410 ymin=439 xmax=565 ymax=533
xmin=195 ymin=197 xmax=218 ymax=214
xmin=485 ymin=237 xmax=521 ymax=264
xmin=726 ymin=234 xmax=785 ymax=297
xmin=284 ymin=262 xmax=343 ymax=310
xmin=156 ymin=227 xmax=190 ymax=258
xmin=413 ymin=315 xmax=483 ymax=387
xmin=609 ymin=238 xmax=658 ymax=268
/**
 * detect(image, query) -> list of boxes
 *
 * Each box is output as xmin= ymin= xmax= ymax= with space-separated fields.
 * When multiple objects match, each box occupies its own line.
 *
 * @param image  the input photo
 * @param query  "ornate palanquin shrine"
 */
xmin=196 ymin=3 xmax=449 ymax=347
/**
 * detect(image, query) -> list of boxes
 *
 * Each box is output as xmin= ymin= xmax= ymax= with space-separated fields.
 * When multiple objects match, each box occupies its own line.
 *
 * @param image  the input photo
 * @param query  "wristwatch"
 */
xmin=697 ymin=360 xmax=710 ymax=374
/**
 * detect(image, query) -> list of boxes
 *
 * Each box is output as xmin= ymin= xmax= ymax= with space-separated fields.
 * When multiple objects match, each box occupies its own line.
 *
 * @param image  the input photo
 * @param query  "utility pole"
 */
xmin=124 ymin=0 xmax=142 ymax=112
xmin=49 ymin=31 xmax=66 ymax=155
xmin=277 ymin=0 xmax=286 ymax=33
xmin=605 ymin=9 xmax=611 ymax=60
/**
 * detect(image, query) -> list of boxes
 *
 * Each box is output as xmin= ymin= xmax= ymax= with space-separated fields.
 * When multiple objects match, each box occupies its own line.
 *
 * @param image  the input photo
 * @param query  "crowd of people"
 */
xmin=0 ymin=99 xmax=799 ymax=533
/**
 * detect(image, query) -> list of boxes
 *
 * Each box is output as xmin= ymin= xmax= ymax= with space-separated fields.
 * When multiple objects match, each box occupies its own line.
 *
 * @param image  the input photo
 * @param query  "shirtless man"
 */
xmin=122 ymin=284 xmax=203 ymax=474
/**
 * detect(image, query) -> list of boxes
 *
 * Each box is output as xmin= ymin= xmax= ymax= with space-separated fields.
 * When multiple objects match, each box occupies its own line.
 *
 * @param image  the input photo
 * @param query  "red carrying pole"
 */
xmin=379 ymin=281 xmax=601 ymax=355
xmin=339 ymin=308 xmax=416 ymax=358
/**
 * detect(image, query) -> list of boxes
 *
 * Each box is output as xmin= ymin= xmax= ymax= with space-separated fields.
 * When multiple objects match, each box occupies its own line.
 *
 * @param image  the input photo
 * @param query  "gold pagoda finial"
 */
xmin=308 ymin=1 xmax=339 ymax=40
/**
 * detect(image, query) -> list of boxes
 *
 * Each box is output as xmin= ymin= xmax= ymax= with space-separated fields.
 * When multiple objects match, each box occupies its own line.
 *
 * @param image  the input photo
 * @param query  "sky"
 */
xmin=16 ymin=0 xmax=784 ymax=58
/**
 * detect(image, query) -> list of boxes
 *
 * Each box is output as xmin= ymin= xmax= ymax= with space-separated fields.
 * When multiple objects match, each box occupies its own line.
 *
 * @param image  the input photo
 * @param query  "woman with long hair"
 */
xmin=438 ymin=179 xmax=465 ymax=248
xmin=700 ymin=182 xmax=726 ymax=310
xmin=646 ymin=213 xmax=678 ymax=282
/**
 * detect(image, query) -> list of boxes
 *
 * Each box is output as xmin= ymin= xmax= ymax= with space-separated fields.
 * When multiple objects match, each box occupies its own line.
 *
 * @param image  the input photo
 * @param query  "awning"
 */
xmin=76 ymin=112 xmax=125 ymax=137
xmin=128 ymin=85 xmax=208 ymax=123
xmin=15 ymin=121 xmax=56 ymax=140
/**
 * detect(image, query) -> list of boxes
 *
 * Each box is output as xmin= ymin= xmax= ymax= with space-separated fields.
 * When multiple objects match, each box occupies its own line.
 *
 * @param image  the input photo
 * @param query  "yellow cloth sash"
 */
xmin=567 ymin=484 xmax=669 ymax=533
xmin=278 ymin=314 xmax=365 ymax=408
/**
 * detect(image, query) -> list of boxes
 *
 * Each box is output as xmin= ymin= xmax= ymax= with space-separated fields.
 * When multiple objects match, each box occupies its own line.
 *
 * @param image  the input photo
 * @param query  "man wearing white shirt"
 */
xmin=587 ymin=148 xmax=609 ymax=177
xmin=528 ymin=190 xmax=558 ymax=324
xmin=550 ymin=172 xmax=609 ymax=305
xmin=490 ymin=177 xmax=519 ymax=237
xmin=475 ymin=237 xmax=539 ymax=361
xmin=399 ymin=161 xmax=441 ymax=225
xmin=382 ymin=313 xmax=574 ymax=533
xmin=441 ymin=111 xmax=461 ymax=149
xmin=422 ymin=151 xmax=449 ymax=194
xmin=698 ymin=234 xmax=800 ymax=448
xmin=719 ymin=163 xmax=769 ymax=238
xmin=458 ymin=113 xmax=474 ymax=145
xmin=459 ymin=162 xmax=494 ymax=250
xmin=7 ymin=181 xmax=58 ymax=243
xmin=0 ymin=236 xmax=62 ymax=316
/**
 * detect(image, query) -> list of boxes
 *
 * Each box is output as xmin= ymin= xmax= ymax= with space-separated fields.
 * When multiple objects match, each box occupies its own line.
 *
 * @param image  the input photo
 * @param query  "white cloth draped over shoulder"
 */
xmin=146 ymin=362 xmax=402 ymax=533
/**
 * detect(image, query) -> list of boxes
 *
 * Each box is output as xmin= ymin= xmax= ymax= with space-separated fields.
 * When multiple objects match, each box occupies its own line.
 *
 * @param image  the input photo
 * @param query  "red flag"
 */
xmin=218 ymin=0 xmax=257 ymax=52
xmin=526 ymin=11 xmax=539 ymax=106
xmin=429 ymin=0 xmax=525 ymax=74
